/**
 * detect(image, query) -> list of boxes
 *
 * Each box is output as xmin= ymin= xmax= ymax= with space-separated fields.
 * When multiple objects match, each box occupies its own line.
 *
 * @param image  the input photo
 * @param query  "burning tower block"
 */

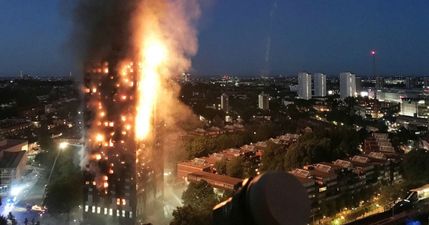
xmin=82 ymin=62 xmax=163 ymax=225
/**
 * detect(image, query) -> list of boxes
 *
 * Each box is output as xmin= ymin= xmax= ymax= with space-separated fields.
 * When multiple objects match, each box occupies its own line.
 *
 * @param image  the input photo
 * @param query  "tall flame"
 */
xmin=135 ymin=35 xmax=167 ymax=140
xmin=133 ymin=0 xmax=200 ymax=142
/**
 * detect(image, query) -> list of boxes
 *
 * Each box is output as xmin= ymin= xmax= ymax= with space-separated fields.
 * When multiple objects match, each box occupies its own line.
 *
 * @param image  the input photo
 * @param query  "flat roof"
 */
xmin=0 ymin=151 xmax=26 ymax=168
xmin=188 ymin=171 xmax=243 ymax=186
xmin=0 ymin=139 xmax=27 ymax=151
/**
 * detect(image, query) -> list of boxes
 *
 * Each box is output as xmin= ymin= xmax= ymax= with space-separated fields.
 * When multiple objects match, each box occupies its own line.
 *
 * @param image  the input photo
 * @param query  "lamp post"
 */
xmin=41 ymin=142 xmax=67 ymax=206
xmin=42 ymin=142 xmax=82 ymax=206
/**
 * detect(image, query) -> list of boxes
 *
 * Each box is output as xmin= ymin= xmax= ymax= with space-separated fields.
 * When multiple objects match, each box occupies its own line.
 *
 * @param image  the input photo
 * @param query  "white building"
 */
xmin=298 ymin=72 xmax=312 ymax=100
xmin=220 ymin=93 xmax=229 ymax=112
xmin=313 ymin=73 xmax=326 ymax=97
xmin=339 ymin=72 xmax=356 ymax=99
xmin=0 ymin=139 xmax=28 ymax=190
xmin=400 ymin=99 xmax=429 ymax=118
xmin=258 ymin=93 xmax=269 ymax=110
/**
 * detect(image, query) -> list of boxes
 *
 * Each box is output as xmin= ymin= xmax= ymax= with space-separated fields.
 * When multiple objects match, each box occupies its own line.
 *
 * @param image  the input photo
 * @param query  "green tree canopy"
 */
xmin=170 ymin=205 xmax=210 ymax=225
xmin=260 ymin=141 xmax=287 ymax=171
xmin=171 ymin=181 xmax=219 ymax=225
xmin=284 ymin=128 xmax=361 ymax=170
xmin=214 ymin=157 xmax=227 ymax=175
xmin=45 ymin=171 xmax=83 ymax=214
xmin=182 ymin=180 xmax=218 ymax=210
xmin=226 ymin=157 xmax=244 ymax=178
xmin=403 ymin=149 xmax=429 ymax=186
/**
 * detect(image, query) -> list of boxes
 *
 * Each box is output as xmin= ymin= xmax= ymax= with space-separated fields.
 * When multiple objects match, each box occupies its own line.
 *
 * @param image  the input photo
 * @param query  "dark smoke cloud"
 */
xmin=70 ymin=0 xmax=139 ymax=67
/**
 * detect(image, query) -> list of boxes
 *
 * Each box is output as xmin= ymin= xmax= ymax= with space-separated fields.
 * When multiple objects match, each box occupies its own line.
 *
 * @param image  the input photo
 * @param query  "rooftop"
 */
xmin=0 ymin=151 xmax=26 ymax=168
xmin=0 ymin=139 xmax=27 ymax=151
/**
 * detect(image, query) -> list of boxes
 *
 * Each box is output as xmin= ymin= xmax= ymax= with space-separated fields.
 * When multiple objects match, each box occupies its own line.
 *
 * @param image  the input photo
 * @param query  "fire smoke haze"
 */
xmin=71 ymin=0 xmax=200 ymax=76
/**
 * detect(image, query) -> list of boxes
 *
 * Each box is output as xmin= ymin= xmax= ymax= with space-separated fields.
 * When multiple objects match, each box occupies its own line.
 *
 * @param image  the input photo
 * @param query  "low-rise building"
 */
xmin=364 ymin=133 xmax=395 ymax=153
xmin=0 ymin=139 xmax=28 ymax=189
xmin=177 ymin=158 xmax=212 ymax=179
xmin=187 ymin=171 xmax=243 ymax=191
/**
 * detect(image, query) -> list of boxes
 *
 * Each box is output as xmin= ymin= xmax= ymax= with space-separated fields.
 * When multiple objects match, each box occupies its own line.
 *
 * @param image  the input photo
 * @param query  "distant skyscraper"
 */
xmin=258 ymin=93 xmax=269 ymax=110
xmin=339 ymin=72 xmax=356 ymax=99
xmin=405 ymin=77 xmax=415 ymax=89
xmin=220 ymin=93 xmax=229 ymax=112
xmin=313 ymin=73 xmax=326 ymax=97
xmin=298 ymin=72 xmax=312 ymax=100
xmin=424 ymin=77 xmax=429 ymax=88
xmin=375 ymin=77 xmax=384 ymax=89
xmin=356 ymin=77 xmax=362 ymax=93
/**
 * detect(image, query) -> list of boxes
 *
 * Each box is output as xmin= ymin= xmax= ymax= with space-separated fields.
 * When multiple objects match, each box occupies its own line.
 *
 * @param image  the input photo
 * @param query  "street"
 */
xmin=0 ymin=164 xmax=47 ymax=224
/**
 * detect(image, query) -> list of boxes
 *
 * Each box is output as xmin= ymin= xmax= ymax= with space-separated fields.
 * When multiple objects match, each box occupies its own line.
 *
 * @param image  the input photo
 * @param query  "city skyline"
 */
xmin=2 ymin=1 xmax=429 ymax=225
xmin=1 ymin=0 xmax=429 ymax=76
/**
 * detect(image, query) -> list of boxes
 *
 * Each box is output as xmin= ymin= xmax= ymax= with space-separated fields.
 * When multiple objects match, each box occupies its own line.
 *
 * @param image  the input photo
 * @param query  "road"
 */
xmin=0 ymin=165 xmax=47 ymax=224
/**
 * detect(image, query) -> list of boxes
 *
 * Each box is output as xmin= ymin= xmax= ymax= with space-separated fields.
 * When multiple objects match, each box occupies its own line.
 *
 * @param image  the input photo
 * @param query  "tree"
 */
xmin=378 ymin=183 xmax=407 ymax=208
xmin=260 ymin=141 xmax=287 ymax=171
xmin=170 ymin=205 xmax=210 ymax=225
xmin=284 ymin=135 xmax=331 ymax=169
xmin=172 ymin=181 xmax=218 ymax=225
xmin=284 ymin=128 xmax=361 ymax=170
xmin=182 ymin=180 xmax=218 ymax=210
xmin=403 ymin=149 xmax=429 ymax=186
xmin=0 ymin=216 xmax=6 ymax=225
xmin=226 ymin=157 xmax=244 ymax=178
xmin=45 ymin=171 xmax=82 ymax=215
xmin=214 ymin=157 xmax=227 ymax=175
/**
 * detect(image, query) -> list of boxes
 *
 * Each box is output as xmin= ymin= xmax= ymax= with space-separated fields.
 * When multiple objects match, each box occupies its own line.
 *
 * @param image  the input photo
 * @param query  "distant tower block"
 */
xmin=220 ymin=93 xmax=229 ymax=112
xmin=258 ymin=93 xmax=270 ymax=110
xmin=313 ymin=73 xmax=326 ymax=97
xmin=298 ymin=72 xmax=312 ymax=100
xmin=339 ymin=72 xmax=356 ymax=99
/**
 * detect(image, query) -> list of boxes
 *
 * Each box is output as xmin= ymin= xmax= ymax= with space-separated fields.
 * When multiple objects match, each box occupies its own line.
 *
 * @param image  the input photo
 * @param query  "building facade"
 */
xmin=298 ymin=72 xmax=312 ymax=100
xmin=313 ymin=73 xmax=326 ymax=97
xmin=220 ymin=93 xmax=229 ymax=112
xmin=258 ymin=93 xmax=269 ymax=110
xmin=82 ymin=63 xmax=163 ymax=225
xmin=339 ymin=72 xmax=356 ymax=99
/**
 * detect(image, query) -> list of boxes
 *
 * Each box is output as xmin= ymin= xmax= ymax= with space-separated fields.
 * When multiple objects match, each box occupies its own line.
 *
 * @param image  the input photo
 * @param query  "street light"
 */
xmin=59 ymin=142 xmax=68 ymax=150
xmin=42 ymin=143 xmax=68 ymax=206
xmin=42 ymin=142 xmax=84 ymax=206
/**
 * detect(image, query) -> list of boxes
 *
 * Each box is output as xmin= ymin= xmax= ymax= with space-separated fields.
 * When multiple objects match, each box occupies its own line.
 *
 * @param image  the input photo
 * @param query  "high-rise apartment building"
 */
xmin=313 ymin=73 xmax=326 ymax=97
xmin=82 ymin=62 xmax=163 ymax=225
xmin=339 ymin=72 xmax=356 ymax=99
xmin=298 ymin=72 xmax=312 ymax=100
xmin=220 ymin=93 xmax=229 ymax=112
xmin=258 ymin=93 xmax=269 ymax=110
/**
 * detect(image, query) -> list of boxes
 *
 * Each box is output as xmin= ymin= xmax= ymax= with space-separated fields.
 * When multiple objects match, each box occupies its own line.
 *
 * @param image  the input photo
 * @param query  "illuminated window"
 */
xmin=109 ymin=208 xmax=113 ymax=216
xmin=122 ymin=210 xmax=126 ymax=217
xmin=129 ymin=211 xmax=133 ymax=218
xmin=92 ymin=206 xmax=95 ymax=213
xmin=117 ymin=210 xmax=120 ymax=217
xmin=84 ymin=205 xmax=89 ymax=212
xmin=104 ymin=208 xmax=108 ymax=215
xmin=97 ymin=207 xmax=101 ymax=214
xmin=319 ymin=187 xmax=327 ymax=192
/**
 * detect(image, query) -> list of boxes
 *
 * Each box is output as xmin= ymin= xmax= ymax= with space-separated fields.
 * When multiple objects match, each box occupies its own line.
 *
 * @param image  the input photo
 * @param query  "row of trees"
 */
xmin=185 ymin=123 xmax=281 ymax=159
xmin=260 ymin=127 xmax=363 ymax=172
xmin=214 ymin=156 xmax=257 ymax=179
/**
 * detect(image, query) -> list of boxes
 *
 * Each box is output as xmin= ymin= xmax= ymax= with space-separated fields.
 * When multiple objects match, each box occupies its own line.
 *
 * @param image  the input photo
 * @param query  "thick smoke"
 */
xmin=71 ymin=0 xmax=137 ymax=65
